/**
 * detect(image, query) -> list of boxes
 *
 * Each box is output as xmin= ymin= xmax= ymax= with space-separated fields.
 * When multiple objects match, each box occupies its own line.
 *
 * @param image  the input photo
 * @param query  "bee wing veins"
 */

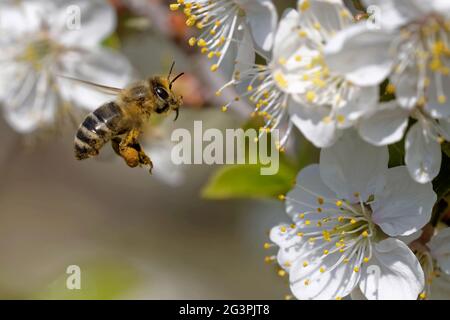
xmin=58 ymin=75 xmax=123 ymax=96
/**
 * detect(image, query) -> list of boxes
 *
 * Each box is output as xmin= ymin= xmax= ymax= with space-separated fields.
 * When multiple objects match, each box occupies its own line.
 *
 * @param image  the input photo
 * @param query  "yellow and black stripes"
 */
xmin=74 ymin=102 xmax=125 ymax=160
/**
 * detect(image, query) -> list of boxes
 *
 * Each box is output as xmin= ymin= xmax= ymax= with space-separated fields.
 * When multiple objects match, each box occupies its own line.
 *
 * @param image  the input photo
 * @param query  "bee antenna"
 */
xmin=169 ymin=72 xmax=185 ymax=89
xmin=168 ymin=61 xmax=176 ymax=82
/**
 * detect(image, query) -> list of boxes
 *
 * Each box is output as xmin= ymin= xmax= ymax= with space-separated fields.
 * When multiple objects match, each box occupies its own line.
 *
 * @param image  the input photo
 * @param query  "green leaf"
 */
xmin=442 ymin=142 xmax=450 ymax=159
xmin=388 ymin=140 xmax=405 ymax=167
xmin=33 ymin=262 xmax=139 ymax=300
xmin=202 ymin=158 xmax=297 ymax=200
xmin=102 ymin=33 xmax=121 ymax=50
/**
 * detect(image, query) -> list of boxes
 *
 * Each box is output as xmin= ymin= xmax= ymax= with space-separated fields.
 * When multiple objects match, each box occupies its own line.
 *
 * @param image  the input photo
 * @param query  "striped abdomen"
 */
xmin=74 ymin=101 xmax=127 ymax=160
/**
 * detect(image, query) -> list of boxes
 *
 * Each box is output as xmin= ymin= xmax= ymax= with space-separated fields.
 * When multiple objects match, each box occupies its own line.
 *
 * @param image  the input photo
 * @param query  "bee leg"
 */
xmin=130 ymin=142 xmax=154 ymax=174
xmin=111 ymin=137 xmax=122 ymax=156
xmin=118 ymin=129 xmax=142 ymax=168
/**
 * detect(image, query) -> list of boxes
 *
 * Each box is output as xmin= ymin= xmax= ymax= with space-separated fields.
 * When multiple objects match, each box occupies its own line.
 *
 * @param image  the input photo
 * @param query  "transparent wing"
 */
xmin=58 ymin=75 xmax=123 ymax=96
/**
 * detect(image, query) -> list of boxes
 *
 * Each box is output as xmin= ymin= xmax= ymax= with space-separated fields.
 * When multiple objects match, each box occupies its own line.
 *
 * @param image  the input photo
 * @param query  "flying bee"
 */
xmin=68 ymin=62 xmax=184 ymax=173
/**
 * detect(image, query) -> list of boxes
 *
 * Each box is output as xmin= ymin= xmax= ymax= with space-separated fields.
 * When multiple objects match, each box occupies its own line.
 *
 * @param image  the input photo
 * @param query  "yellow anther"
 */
xmin=197 ymin=39 xmax=207 ymax=47
xmin=363 ymin=257 xmax=370 ymax=263
xmin=323 ymin=116 xmax=332 ymax=123
xmin=319 ymin=267 xmax=326 ymax=273
xmin=188 ymin=37 xmax=197 ymax=46
xmin=340 ymin=9 xmax=350 ymax=18
xmin=210 ymin=64 xmax=219 ymax=72
xmin=201 ymin=48 xmax=208 ymax=54
xmin=306 ymin=91 xmax=316 ymax=102
xmin=207 ymin=52 xmax=215 ymax=59
xmin=196 ymin=22 xmax=204 ymax=29
xmin=169 ymin=4 xmax=180 ymax=11
xmin=278 ymin=194 xmax=286 ymax=201
xmin=263 ymin=242 xmax=271 ymax=249
xmin=177 ymin=0 xmax=185 ymax=4
xmin=386 ymin=83 xmax=396 ymax=94
xmin=438 ymin=95 xmax=447 ymax=104
xmin=317 ymin=208 xmax=322 ymax=213
xmin=305 ymin=220 xmax=311 ymax=225
xmin=354 ymin=192 xmax=360 ymax=198
xmin=353 ymin=266 xmax=360 ymax=273
xmin=350 ymin=219 xmax=357 ymax=224
xmin=297 ymin=232 xmax=304 ymax=237
xmin=278 ymin=57 xmax=287 ymax=65
xmin=362 ymin=230 xmax=369 ymax=238
xmin=278 ymin=269 xmax=287 ymax=277
xmin=336 ymin=200 xmax=343 ymax=207
xmin=313 ymin=22 xmax=321 ymax=30
xmin=274 ymin=71 xmax=288 ymax=89
xmin=299 ymin=0 xmax=310 ymax=11
xmin=419 ymin=292 xmax=427 ymax=300
xmin=304 ymin=279 xmax=310 ymax=286
xmin=264 ymin=256 xmax=274 ymax=263
xmin=186 ymin=16 xmax=197 ymax=27
xmin=336 ymin=296 xmax=342 ymax=300
xmin=336 ymin=115 xmax=345 ymax=124
xmin=317 ymin=197 xmax=324 ymax=205
xmin=303 ymin=261 xmax=308 ymax=267
xmin=323 ymin=249 xmax=329 ymax=255
xmin=343 ymin=258 xmax=349 ymax=264
xmin=247 ymin=85 xmax=253 ymax=92
xmin=295 ymin=55 xmax=302 ymax=62
xmin=280 ymin=226 xmax=287 ymax=233
xmin=284 ymin=262 xmax=292 ymax=268
xmin=221 ymin=106 xmax=227 ymax=112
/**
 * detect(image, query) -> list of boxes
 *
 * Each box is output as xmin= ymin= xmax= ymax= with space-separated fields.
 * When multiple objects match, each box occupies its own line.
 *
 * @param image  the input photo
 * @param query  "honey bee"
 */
xmin=70 ymin=62 xmax=184 ymax=173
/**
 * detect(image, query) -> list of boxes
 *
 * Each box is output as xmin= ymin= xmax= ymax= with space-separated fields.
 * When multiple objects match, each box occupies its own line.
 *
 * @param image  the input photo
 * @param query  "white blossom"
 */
xmin=278 ymin=0 xmax=380 ymax=148
xmin=325 ymin=0 xmax=450 ymax=183
xmin=170 ymin=0 xmax=277 ymax=77
xmin=0 ymin=0 xmax=134 ymax=133
xmin=270 ymin=132 xmax=436 ymax=300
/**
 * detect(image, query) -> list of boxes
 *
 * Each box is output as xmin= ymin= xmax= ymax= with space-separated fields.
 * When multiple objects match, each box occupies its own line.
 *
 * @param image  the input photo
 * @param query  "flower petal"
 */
xmin=391 ymin=65 xmax=420 ymax=110
xmin=429 ymin=228 xmax=450 ymax=275
xmin=424 ymin=74 xmax=450 ymax=119
xmin=336 ymin=85 xmax=379 ymax=128
xmin=244 ymin=0 xmax=278 ymax=52
xmin=49 ymin=0 xmax=116 ymax=47
xmin=371 ymin=166 xmax=436 ymax=237
xmin=359 ymin=238 xmax=425 ymax=300
xmin=289 ymin=98 xmax=341 ymax=148
xmin=325 ymin=24 xmax=394 ymax=87
xmin=0 ymin=0 xmax=43 ymax=38
xmin=289 ymin=241 xmax=360 ymax=300
xmin=319 ymin=130 xmax=388 ymax=201
xmin=286 ymin=164 xmax=339 ymax=217
xmin=4 ymin=71 xmax=57 ymax=133
xmin=298 ymin=0 xmax=352 ymax=35
xmin=363 ymin=0 xmax=430 ymax=28
xmin=405 ymin=122 xmax=442 ymax=184
xmin=358 ymin=101 xmax=409 ymax=146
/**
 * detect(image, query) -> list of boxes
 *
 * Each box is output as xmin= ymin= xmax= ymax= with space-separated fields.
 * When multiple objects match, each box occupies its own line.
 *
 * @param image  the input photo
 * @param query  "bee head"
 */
xmin=150 ymin=76 xmax=183 ymax=121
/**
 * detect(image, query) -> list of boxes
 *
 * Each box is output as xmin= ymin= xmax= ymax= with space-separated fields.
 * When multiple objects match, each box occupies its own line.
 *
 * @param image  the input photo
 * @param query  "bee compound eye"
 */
xmin=155 ymin=86 xmax=169 ymax=100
